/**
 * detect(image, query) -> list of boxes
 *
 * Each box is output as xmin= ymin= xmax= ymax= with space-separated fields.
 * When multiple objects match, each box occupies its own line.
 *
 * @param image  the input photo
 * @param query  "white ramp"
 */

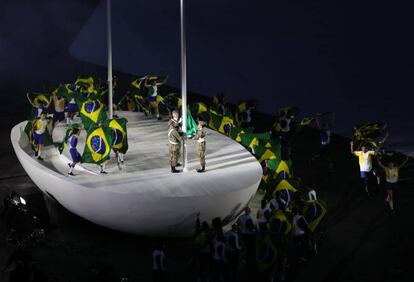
xmin=11 ymin=111 xmax=262 ymax=237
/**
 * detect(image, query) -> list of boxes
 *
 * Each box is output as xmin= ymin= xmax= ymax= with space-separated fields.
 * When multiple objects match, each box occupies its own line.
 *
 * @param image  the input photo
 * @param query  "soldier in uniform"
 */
xmin=168 ymin=120 xmax=183 ymax=173
xmin=193 ymin=121 xmax=206 ymax=172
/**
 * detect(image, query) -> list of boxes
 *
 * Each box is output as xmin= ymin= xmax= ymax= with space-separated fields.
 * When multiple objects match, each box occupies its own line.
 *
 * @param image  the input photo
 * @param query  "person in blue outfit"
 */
xmin=68 ymin=128 xmax=81 ymax=176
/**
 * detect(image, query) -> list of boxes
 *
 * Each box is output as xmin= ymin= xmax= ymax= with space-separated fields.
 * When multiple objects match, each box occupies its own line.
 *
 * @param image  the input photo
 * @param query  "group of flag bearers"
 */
xmin=350 ymin=122 xmax=409 ymax=212
xmin=24 ymin=76 xmax=128 ymax=175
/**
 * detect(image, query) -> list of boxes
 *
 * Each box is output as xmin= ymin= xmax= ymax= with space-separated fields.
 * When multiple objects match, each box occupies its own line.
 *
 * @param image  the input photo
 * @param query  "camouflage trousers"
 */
xmin=169 ymin=143 xmax=181 ymax=167
xmin=197 ymin=142 xmax=206 ymax=167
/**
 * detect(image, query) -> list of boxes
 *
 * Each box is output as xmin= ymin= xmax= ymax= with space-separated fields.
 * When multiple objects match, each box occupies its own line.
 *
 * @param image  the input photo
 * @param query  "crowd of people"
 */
xmin=6 ymin=75 xmax=410 ymax=282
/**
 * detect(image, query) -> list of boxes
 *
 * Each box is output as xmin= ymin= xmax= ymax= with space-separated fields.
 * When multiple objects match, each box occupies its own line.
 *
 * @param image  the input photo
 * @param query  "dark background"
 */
xmin=1 ymin=0 xmax=413 ymax=152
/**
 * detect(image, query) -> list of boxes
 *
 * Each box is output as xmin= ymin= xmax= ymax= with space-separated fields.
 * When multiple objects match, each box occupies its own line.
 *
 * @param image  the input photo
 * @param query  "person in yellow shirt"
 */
xmin=350 ymin=141 xmax=377 ymax=195
xmin=378 ymin=156 xmax=409 ymax=211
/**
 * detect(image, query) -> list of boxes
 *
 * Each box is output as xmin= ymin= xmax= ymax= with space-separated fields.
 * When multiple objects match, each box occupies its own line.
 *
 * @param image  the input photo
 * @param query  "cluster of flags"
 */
xmin=26 ymin=75 xmax=129 ymax=165
xmin=352 ymin=122 xmax=387 ymax=149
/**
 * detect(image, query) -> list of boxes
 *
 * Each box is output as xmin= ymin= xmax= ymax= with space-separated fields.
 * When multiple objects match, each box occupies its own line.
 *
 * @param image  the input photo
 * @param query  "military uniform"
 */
xmin=193 ymin=122 xmax=206 ymax=172
xmin=168 ymin=122 xmax=182 ymax=172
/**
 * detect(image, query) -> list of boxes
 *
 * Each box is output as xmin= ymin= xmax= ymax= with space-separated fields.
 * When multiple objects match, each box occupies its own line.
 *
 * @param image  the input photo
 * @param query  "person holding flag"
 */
xmin=378 ymin=156 xmax=409 ymax=211
xmin=145 ymin=77 xmax=167 ymax=120
xmin=350 ymin=141 xmax=378 ymax=196
xmin=193 ymin=121 xmax=207 ymax=173
xmin=27 ymin=93 xmax=49 ymax=119
xmin=168 ymin=119 xmax=183 ymax=173
xmin=50 ymin=90 xmax=66 ymax=127
xmin=68 ymin=128 xmax=81 ymax=176
xmin=32 ymin=112 xmax=50 ymax=160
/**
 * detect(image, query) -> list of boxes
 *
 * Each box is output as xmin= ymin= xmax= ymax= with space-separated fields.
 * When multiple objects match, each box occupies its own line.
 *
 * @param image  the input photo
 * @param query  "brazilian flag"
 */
xmin=75 ymin=76 xmax=95 ymax=94
xmin=164 ymin=93 xmax=182 ymax=110
xmin=79 ymin=99 xmax=107 ymax=130
xmin=354 ymin=122 xmax=386 ymax=139
xmin=57 ymin=84 xmax=77 ymax=100
xmin=378 ymin=150 xmax=406 ymax=164
xmin=303 ymin=200 xmax=327 ymax=232
xmin=55 ymin=124 xmax=82 ymax=154
xmin=279 ymin=106 xmax=300 ymax=118
xmin=105 ymin=118 xmax=128 ymax=154
xmin=130 ymin=76 xmax=146 ymax=95
xmin=267 ymin=159 xmax=293 ymax=178
xmin=190 ymin=102 xmax=208 ymax=116
xmin=147 ymin=75 xmax=168 ymax=83
xmin=238 ymin=133 xmax=259 ymax=151
xmin=253 ymin=141 xmax=281 ymax=163
xmin=230 ymin=127 xmax=253 ymax=141
xmin=267 ymin=210 xmax=292 ymax=235
xmin=272 ymin=178 xmax=299 ymax=197
xmin=208 ymin=110 xmax=234 ymax=134
xmin=29 ymin=92 xmax=50 ymax=107
xmin=82 ymin=125 xmax=113 ymax=164
xmin=186 ymin=110 xmax=199 ymax=137
xmin=24 ymin=120 xmax=53 ymax=151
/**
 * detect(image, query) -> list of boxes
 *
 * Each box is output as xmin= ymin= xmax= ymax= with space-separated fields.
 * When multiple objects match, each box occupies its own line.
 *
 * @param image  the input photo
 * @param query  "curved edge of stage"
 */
xmin=10 ymin=119 xmax=262 ymax=237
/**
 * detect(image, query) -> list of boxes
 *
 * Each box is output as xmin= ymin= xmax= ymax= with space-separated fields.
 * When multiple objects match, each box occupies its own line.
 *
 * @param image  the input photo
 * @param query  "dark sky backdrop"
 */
xmin=1 ymin=0 xmax=413 ymax=154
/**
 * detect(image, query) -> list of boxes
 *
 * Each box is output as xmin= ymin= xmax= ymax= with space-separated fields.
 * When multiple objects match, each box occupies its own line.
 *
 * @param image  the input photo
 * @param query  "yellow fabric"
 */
xmin=385 ymin=167 xmax=399 ymax=181
xmin=353 ymin=151 xmax=375 ymax=167
xmin=258 ymin=149 xmax=277 ymax=163
xmin=273 ymin=160 xmax=291 ymax=178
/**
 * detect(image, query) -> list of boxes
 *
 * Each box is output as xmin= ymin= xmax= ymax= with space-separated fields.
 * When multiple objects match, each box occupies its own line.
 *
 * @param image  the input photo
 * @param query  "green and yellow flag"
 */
xmin=267 ymin=158 xmax=293 ymax=178
xmin=105 ymin=118 xmax=128 ymax=154
xmin=303 ymin=200 xmax=327 ymax=232
xmin=75 ymin=76 xmax=95 ymax=94
xmin=82 ymin=125 xmax=113 ymax=164
xmin=79 ymin=99 xmax=107 ymax=130
xmin=208 ymin=110 xmax=234 ymax=134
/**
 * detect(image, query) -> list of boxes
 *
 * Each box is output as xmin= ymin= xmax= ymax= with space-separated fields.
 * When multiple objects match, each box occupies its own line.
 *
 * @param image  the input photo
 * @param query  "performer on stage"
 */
xmin=67 ymin=97 xmax=78 ymax=125
xmin=33 ymin=112 xmax=49 ymax=161
xmin=193 ymin=121 xmax=206 ymax=173
xmin=168 ymin=120 xmax=183 ymax=173
xmin=68 ymin=128 xmax=81 ymax=176
xmin=50 ymin=90 xmax=66 ymax=127
xmin=27 ymin=93 xmax=48 ymax=119
xmin=145 ymin=77 xmax=166 ymax=120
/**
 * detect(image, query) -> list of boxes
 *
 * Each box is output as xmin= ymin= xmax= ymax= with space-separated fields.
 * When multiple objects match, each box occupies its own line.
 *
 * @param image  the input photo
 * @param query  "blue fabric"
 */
xmin=33 ymin=132 xmax=44 ymax=145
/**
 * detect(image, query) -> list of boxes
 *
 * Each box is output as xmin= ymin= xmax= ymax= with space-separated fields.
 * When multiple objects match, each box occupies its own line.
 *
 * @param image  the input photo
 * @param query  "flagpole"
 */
xmin=107 ymin=0 xmax=113 ymax=119
xmin=180 ymin=0 xmax=188 ymax=172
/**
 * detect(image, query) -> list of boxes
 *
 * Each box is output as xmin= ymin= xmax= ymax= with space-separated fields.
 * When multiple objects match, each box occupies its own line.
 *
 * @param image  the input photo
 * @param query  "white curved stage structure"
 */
xmin=11 ymin=111 xmax=262 ymax=237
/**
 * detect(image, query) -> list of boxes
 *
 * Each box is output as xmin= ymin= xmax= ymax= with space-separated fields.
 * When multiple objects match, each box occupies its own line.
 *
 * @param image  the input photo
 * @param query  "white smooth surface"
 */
xmin=10 ymin=111 xmax=262 ymax=237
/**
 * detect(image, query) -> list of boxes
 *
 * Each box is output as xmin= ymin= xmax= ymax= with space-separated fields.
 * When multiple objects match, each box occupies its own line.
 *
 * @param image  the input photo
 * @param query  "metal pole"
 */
xmin=180 ymin=0 xmax=188 ymax=171
xmin=107 ymin=0 xmax=113 ymax=119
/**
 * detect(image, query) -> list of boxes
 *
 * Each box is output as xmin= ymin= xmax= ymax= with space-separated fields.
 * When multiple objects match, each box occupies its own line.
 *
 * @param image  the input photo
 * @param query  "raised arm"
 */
xmin=377 ymin=158 xmax=386 ymax=169
xmin=350 ymin=141 xmax=355 ymax=154
xmin=379 ymin=131 xmax=389 ymax=146
xmin=26 ymin=93 xmax=35 ymax=107
xmin=399 ymin=156 xmax=409 ymax=169
xmin=315 ymin=117 xmax=321 ymax=129
xmin=144 ymin=77 xmax=151 ymax=88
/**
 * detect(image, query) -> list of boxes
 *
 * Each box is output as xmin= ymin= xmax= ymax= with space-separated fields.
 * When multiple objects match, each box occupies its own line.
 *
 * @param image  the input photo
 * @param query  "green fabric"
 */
xmin=186 ymin=109 xmax=199 ymax=137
